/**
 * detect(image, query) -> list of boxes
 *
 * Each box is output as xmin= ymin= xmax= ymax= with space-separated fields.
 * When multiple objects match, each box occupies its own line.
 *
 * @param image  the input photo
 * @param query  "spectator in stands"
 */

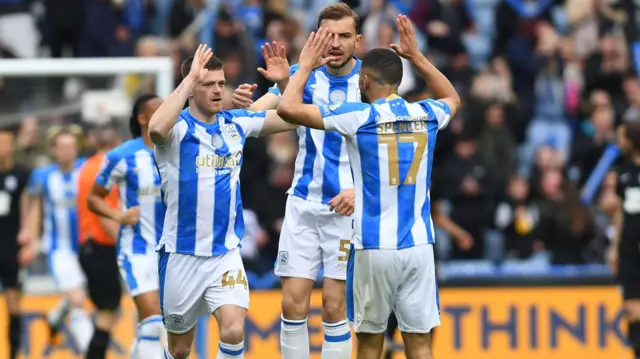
xmin=495 ymin=176 xmax=543 ymax=260
xmin=80 ymin=0 xmax=138 ymax=57
xmin=437 ymin=131 xmax=493 ymax=259
xmin=529 ymin=145 xmax=564 ymax=200
xmin=492 ymin=0 xmax=557 ymax=117
xmin=411 ymin=0 xmax=474 ymax=58
xmin=571 ymin=105 xmax=616 ymax=185
xmin=537 ymin=169 xmax=595 ymax=264
xmin=477 ymin=102 xmax=516 ymax=194
xmin=622 ymin=73 xmax=640 ymax=123
xmin=42 ymin=0 xmax=83 ymax=57
xmin=584 ymin=33 xmax=628 ymax=111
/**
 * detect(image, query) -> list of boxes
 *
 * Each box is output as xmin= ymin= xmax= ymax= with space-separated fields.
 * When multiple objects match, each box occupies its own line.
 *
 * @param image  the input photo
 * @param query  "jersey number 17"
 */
xmin=378 ymin=133 xmax=427 ymax=186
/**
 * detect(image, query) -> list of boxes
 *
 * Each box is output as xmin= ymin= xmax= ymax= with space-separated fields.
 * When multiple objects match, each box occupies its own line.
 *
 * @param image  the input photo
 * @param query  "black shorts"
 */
xmin=79 ymin=239 xmax=122 ymax=310
xmin=0 ymin=247 xmax=20 ymax=290
xmin=618 ymin=255 xmax=640 ymax=300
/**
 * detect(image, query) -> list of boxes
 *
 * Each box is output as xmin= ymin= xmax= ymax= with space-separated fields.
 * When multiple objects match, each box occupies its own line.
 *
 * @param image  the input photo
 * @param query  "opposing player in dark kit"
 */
xmin=609 ymin=120 xmax=640 ymax=359
xmin=0 ymin=129 xmax=31 ymax=359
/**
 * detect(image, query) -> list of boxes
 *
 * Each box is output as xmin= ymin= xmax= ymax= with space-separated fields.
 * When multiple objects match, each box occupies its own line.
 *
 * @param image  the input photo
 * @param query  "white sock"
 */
xmin=280 ymin=315 xmax=310 ymax=359
xmin=322 ymin=320 xmax=352 ymax=359
xmin=69 ymin=308 xmax=93 ymax=352
xmin=136 ymin=315 xmax=164 ymax=358
xmin=129 ymin=322 xmax=140 ymax=359
xmin=46 ymin=297 xmax=70 ymax=325
xmin=217 ymin=341 xmax=244 ymax=358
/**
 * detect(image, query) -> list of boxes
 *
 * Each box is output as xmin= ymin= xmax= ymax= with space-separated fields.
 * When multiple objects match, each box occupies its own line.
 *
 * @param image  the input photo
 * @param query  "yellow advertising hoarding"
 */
xmin=0 ymin=286 xmax=632 ymax=359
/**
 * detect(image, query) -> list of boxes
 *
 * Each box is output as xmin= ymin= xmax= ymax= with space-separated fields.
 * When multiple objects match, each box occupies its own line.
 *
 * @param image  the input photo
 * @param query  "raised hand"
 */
xmin=189 ymin=44 xmax=214 ymax=83
xmin=390 ymin=15 xmax=420 ymax=60
xmin=257 ymin=41 xmax=290 ymax=82
xmin=298 ymin=27 xmax=338 ymax=70
xmin=232 ymin=83 xmax=258 ymax=109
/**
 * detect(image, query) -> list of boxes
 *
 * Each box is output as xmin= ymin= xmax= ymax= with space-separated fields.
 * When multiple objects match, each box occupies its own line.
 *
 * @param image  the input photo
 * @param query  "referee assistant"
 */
xmin=77 ymin=123 xmax=122 ymax=359
xmin=0 ymin=129 xmax=31 ymax=359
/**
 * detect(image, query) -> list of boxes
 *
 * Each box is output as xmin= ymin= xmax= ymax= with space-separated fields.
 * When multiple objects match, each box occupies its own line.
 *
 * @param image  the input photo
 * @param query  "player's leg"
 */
xmin=399 ymin=333 xmax=433 ymax=359
xmin=1 ymin=254 xmax=22 ymax=359
xmin=212 ymin=305 xmax=247 ymax=358
xmin=621 ymin=277 xmax=640 ymax=359
xmin=275 ymin=196 xmax=323 ymax=359
xmin=394 ymin=245 xmax=439 ymax=359
xmin=349 ymin=248 xmax=397 ymax=359
xmin=384 ymin=313 xmax=399 ymax=359
xmin=204 ymin=248 xmax=250 ymax=359
xmin=159 ymin=247 xmax=207 ymax=359
xmin=122 ymin=251 xmax=165 ymax=359
xmin=4 ymin=288 xmax=21 ymax=359
xmin=318 ymin=211 xmax=353 ymax=359
xmin=79 ymin=241 xmax=122 ymax=359
xmin=49 ymin=249 xmax=94 ymax=352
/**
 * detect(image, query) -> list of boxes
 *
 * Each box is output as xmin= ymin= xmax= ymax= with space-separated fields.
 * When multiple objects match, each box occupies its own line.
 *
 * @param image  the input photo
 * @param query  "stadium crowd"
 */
xmin=0 ymin=0 xmax=637 ymax=277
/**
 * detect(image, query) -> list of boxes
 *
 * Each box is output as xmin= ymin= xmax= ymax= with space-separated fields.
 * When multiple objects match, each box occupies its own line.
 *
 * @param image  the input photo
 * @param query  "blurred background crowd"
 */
xmin=0 ymin=0 xmax=638 ymax=283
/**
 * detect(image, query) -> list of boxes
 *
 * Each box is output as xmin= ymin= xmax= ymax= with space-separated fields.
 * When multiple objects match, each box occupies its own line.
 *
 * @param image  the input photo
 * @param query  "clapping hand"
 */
xmin=189 ymin=44 xmax=214 ymax=83
xmin=257 ymin=41 xmax=290 ymax=82
xmin=390 ymin=15 xmax=420 ymax=60
xmin=298 ymin=27 xmax=339 ymax=70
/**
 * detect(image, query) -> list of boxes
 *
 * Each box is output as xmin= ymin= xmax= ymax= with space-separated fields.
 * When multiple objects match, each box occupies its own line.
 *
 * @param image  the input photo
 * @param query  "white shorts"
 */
xmin=347 ymin=244 xmax=440 ymax=334
xmin=119 ymin=249 xmax=159 ymax=297
xmin=275 ymin=195 xmax=353 ymax=280
xmin=48 ymin=249 xmax=86 ymax=291
xmin=158 ymin=246 xmax=249 ymax=334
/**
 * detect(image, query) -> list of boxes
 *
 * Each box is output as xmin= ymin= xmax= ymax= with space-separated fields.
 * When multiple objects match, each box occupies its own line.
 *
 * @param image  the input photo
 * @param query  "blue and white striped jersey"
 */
xmin=318 ymin=95 xmax=451 ymax=250
xmin=27 ymin=159 xmax=87 ymax=252
xmin=154 ymin=108 xmax=266 ymax=257
xmin=269 ymin=61 xmax=361 ymax=204
xmin=96 ymin=137 xmax=165 ymax=254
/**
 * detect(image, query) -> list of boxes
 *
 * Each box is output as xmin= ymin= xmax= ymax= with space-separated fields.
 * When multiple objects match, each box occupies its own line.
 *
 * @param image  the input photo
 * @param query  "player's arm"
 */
xmin=276 ymin=65 xmax=325 ymax=129
xmin=277 ymin=29 xmax=341 ymax=130
xmin=16 ymin=170 xmax=44 ymax=265
xmin=88 ymin=184 xmax=126 ymax=223
xmin=148 ymin=44 xmax=213 ymax=145
xmin=88 ymin=155 xmax=132 ymax=225
xmin=608 ymin=190 xmax=623 ymax=273
xmin=232 ymin=109 xmax=298 ymax=137
xmin=391 ymin=15 xmax=461 ymax=118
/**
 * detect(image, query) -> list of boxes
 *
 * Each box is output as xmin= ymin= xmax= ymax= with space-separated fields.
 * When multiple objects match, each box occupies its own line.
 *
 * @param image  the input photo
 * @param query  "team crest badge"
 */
xmin=211 ymin=133 xmax=224 ymax=148
xmin=329 ymin=89 xmax=347 ymax=104
xmin=4 ymin=175 xmax=17 ymax=192
xmin=169 ymin=314 xmax=184 ymax=325
xmin=279 ymin=251 xmax=289 ymax=266
xmin=223 ymin=124 xmax=240 ymax=141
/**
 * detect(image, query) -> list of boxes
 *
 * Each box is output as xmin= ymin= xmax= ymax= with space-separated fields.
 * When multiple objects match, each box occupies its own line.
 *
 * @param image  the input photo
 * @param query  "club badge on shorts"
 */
xmin=169 ymin=314 xmax=184 ymax=325
xmin=279 ymin=251 xmax=289 ymax=266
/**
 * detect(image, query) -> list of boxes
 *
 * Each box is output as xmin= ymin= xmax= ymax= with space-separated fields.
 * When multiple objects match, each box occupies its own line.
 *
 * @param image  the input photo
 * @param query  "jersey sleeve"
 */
xmin=229 ymin=109 xmax=267 ymax=138
xmin=267 ymin=64 xmax=300 ymax=96
xmin=26 ymin=168 xmax=45 ymax=196
xmin=318 ymin=102 xmax=371 ymax=137
xmin=95 ymin=152 xmax=127 ymax=191
xmin=418 ymin=99 xmax=451 ymax=130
